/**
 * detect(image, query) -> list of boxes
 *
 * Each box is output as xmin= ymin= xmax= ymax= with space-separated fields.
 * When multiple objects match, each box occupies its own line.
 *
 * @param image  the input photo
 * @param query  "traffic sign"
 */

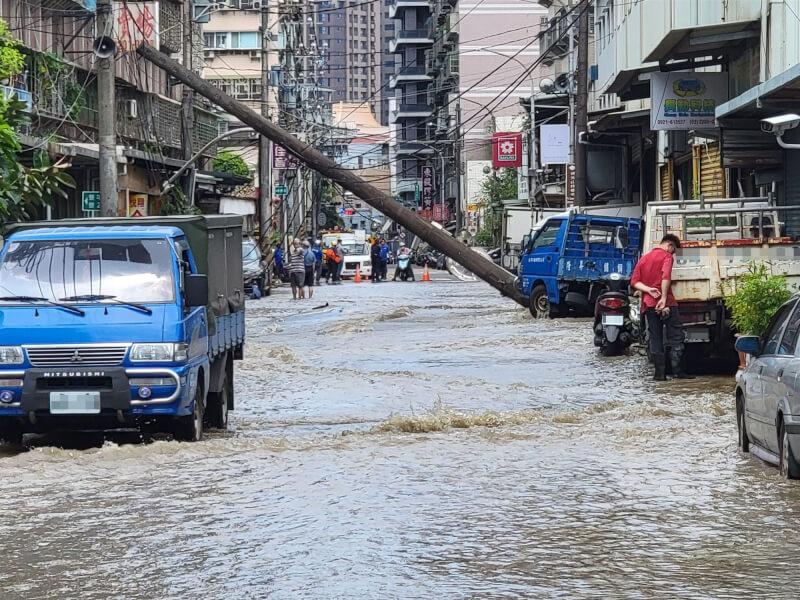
xmin=275 ymin=185 xmax=288 ymax=196
xmin=82 ymin=191 xmax=100 ymax=212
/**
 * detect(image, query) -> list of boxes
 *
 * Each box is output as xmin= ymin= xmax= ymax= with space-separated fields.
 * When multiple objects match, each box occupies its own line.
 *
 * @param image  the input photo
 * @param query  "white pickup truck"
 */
xmin=643 ymin=197 xmax=800 ymax=364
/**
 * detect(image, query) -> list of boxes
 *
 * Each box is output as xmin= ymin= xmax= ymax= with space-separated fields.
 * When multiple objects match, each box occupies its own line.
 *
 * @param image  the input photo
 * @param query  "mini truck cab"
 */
xmin=0 ymin=215 xmax=245 ymax=443
xmin=517 ymin=212 xmax=641 ymax=318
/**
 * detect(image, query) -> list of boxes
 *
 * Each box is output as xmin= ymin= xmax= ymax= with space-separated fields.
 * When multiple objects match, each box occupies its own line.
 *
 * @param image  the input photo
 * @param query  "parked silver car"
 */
xmin=736 ymin=294 xmax=800 ymax=478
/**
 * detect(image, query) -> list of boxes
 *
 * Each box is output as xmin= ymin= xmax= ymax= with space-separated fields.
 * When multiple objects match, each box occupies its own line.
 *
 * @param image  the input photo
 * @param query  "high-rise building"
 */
xmin=317 ymin=0 xmax=383 ymax=119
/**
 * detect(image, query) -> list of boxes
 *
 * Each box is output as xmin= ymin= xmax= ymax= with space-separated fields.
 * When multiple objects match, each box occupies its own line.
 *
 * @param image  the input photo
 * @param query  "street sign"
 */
xmin=82 ymin=191 xmax=100 ymax=212
xmin=275 ymin=185 xmax=288 ymax=196
xmin=414 ymin=182 xmax=420 ymax=203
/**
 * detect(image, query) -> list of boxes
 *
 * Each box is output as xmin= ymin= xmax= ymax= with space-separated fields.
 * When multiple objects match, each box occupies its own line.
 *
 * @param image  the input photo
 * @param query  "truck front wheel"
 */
xmin=175 ymin=384 xmax=204 ymax=442
xmin=529 ymin=284 xmax=553 ymax=319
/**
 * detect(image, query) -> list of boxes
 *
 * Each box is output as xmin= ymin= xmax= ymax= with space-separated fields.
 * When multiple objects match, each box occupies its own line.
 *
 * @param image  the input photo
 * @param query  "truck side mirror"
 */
xmin=185 ymin=273 xmax=208 ymax=308
xmin=522 ymin=234 xmax=531 ymax=252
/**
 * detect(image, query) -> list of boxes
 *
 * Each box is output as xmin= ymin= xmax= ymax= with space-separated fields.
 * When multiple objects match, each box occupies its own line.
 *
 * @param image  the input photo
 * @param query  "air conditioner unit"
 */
xmin=126 ymin=99 xmax=138 ymax=119
xmin=249 ymin=50 xmax=261 ymax=59
xmin=252 ymin=0 xmax=262 ymax=8
xmin=204 ymin=50 xmax=215 ymax=58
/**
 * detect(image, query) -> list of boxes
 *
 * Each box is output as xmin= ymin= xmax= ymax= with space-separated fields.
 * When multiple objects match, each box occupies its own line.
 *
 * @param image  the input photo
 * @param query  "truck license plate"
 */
xmin=49 ymin=392 xmax=101 ymax=415
xmin=602 ymin=314 xmax=624 ymax=326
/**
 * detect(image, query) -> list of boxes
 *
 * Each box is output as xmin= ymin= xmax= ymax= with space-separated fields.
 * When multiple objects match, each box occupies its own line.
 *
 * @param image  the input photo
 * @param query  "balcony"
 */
xmin=425 ymin=50 xmax=438 ymax=76
xmin=389 ymin=29 xmax=434 ymax=53
xmin=1 ymin=86 xmax=32 ymax=112
xmin=390 ymin=66 xmax=432 ymax=89
xmin=441 ymin=13 xmax=459 ymax=44
xmin=440 ymin=52 xmax=458 ymax=83
xmin=42 ymin=0 xmax=95 ymax=11
xmin=390 ymin=103 xmax=434 ymax=123
xmin=388 ymin=0 xmax=430 ymax=19
xmin=395 ymin=141 xmax=435 ymax=156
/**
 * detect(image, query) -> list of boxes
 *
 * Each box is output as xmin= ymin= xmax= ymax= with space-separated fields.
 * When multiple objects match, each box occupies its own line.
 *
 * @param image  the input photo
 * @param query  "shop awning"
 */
xmin=606 ymin=64 xmax=660 ymax=102
xmin=644 ymin=20 xmax=759 ymax=63
xmin=716 ymin=62 xmax=800 ymax=123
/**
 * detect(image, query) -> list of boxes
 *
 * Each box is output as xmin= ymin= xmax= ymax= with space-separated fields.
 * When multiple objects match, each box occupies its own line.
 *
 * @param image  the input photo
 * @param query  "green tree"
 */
xmin=213 ymin=151 xmax=250 ymax=177
xmin=0 ymin=22 xmax=75 ymax=225
xmin=320 ymin=179 xmax=344 ymax=230
xmin=475 ymin=168 xmax=517 ymax=246
xmin=722 ymin=262 xmax=793 ymax=337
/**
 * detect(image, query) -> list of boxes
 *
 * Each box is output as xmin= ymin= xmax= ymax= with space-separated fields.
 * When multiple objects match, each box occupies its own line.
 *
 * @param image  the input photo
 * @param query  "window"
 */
xmin=360 ymin=41 xmax=367 ymax=49
xmin=532 ymin=221 xmax=562 ymax=249
xmin=320 ymin=26 xmax=328 ymax=33
xmin=763 ymin=302 xmax=795 ymax=355
xmin=779 ymin=302 xmax=800 ymax=355
xmin=231 ymin=32 xmax=258 ymax=48
xmin=385 ymin=23 xmax=394 ymax=30
xmin=361 ymin=28 xmax=367 ymax=36
xmin=361 ymin=15 xmax=367 ymax=23
xmin=320 ymin=13 xmax=327 ymax=22
xmin=204 ymin=32 xmax=229 ymax=49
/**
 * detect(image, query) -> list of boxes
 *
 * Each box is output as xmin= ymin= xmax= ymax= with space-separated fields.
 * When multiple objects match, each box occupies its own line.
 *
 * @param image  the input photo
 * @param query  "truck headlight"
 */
xmin=130 ymin=343 xmax=188 ymax=362
xmin=364 ymin=260 xmax=371 ymax=266
xmin=0 ymin=346 xmax=23 ymax=365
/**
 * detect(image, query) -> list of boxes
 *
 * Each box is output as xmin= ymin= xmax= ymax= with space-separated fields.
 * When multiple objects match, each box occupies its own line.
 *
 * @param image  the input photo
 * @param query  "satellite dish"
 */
xmin=539 ymin=77 xmax=555 ymax=93
xmin=92 ymin=36 xmax=117 ymax=59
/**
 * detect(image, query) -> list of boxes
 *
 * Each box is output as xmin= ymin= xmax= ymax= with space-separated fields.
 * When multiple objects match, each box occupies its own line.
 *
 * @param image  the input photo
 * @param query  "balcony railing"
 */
xmin=1 ymin=86 xmax=32 ymax=112
xmin=390 ymin=66 xmax=432 ymax=88
xmin=388 ymin=0 xmax=430 ymax=19
xmin=390 ymin=29 xmax=433 ymax=52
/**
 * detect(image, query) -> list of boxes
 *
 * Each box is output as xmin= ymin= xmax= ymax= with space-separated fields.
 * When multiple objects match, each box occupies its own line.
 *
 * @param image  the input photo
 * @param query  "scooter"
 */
xmin=593 ymin=272 xmax=637 ymax=356
xmin=395 ymin=254 xmax=415 ymax=281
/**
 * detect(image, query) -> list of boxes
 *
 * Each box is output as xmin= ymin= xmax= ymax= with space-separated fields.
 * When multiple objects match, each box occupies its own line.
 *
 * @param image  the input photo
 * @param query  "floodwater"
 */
xmin=0 ymin=272 xmax=797 ymax=599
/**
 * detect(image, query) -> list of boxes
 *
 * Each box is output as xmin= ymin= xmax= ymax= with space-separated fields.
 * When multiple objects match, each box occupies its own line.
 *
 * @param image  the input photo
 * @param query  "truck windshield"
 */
xmin=341 ymin=243 xmax=367 ymax=254
xmin=0 ymin=238 xmax=176 ymax=304
xmin=242 ymin=240 xmax=260 ymax=264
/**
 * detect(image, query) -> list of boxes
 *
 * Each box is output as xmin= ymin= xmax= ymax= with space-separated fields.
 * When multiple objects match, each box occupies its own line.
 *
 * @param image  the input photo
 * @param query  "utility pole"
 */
xmin=259 ymin=3 xmax=272 ymax=250
xmin=181 ymin=0 xmax=196 ymax=204
xmin=97 ymin=0 xmax=117 ymax=217
xmin=137 ymin=42 xmax=525 ymax=305
xmin=574 ymin=0 xmax=589 ymax=207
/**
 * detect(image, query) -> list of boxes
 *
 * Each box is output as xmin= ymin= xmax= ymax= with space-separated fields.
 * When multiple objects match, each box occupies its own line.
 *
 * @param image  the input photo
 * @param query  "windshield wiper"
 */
xmin=0 ymin=295 xmax=85 ymax=316
xmin=59 ymin=294 xmax=153 ymax=316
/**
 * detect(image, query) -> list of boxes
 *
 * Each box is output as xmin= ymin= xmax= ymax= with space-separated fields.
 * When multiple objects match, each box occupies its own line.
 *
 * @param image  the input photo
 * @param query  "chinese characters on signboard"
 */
xmin=114 ymin=2 xmax=159 ymax=51
xmin=273 ymin=145 xmax=300 ymax=169
xmin=128 ymin=193 xmax=148 ymax=217
xmin=650 ymin=72 xmax=728 ymax=131
xmin=421 ymin=165 xmax=434 ymax=211
xmin=492 ymin=132 xmax=522 ymax=169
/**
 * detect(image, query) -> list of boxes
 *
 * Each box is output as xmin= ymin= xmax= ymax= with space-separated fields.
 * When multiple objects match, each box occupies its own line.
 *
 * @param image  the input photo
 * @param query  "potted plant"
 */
xmin=722 ymin=262 xmax=792 ymax=369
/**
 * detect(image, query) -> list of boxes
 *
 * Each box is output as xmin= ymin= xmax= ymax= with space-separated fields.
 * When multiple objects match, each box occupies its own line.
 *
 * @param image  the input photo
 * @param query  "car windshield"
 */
xmin=0 ymin=238 xmax=176 ymax=304
xmin=242 ymin=240 xmax=260 ymax=263
xmin=341 ymin=243 xmax=367 ymax=255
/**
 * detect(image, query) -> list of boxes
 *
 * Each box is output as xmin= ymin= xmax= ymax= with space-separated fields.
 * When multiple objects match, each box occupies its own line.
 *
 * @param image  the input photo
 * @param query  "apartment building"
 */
xmin=315 ymin=0 xmax=382 ymax=118
xmin=0 ymin=0 xmax=222 ymax=219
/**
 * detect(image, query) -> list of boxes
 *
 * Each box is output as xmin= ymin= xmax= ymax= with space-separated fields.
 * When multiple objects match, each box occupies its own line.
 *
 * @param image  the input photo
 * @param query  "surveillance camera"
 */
xmin=761 ymin=114 xmax=800 ymax=136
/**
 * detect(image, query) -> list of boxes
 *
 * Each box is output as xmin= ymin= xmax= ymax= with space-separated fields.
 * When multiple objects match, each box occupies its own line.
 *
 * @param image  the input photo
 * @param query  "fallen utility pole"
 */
xmin=136 ymin=43 xmax=524 ymax=306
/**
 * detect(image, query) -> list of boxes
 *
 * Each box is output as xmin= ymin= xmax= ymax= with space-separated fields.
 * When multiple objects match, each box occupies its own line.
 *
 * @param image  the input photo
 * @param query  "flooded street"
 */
xmin=2 ymin=273 xmax=799 ymax=599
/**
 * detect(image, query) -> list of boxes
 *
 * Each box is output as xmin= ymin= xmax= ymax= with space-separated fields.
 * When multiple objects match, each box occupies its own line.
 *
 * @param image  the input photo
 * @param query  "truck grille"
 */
xmin=25 ymin=344 xmax=129 ymax=367
xmin=345 ymin=261 xmax=359 ymax=270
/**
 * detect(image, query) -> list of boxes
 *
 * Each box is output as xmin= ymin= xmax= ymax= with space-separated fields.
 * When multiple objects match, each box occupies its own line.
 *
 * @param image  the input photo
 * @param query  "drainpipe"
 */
xmin=760 ymin=0 xmax=769 ymax=82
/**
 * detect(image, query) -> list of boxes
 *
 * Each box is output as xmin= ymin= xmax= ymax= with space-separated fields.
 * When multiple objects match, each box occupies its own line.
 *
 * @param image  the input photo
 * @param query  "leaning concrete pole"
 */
xmin=136 ymin=43 xmax=524 ymax=306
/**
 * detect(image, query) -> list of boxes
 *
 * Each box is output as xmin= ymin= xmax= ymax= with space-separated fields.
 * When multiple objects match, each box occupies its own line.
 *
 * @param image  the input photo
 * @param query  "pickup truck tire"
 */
xmin=175 ymin=384 xmax=204 ymax=442
xmin=780 ymin=422 xmax=800 ymax=480
xmin=206 ymin=376 xmax=229 ymax=430
xmin=529 ymin=284 xmax=553 ymax=319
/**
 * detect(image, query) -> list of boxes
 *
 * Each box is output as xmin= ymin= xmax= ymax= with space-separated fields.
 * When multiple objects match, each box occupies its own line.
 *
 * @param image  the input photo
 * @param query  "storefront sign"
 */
xmin=273 ymin=145 xmax=300 ymax=169
xmin=114 ymin=2 xmax=159 ymax=51
xmin=650 ymin=72 xmax=728 ymax=130
xmin=492 ymin=132 xmax=523 ymax=168
xmin=540 ymin=124 xmax=570 ymax=164
xmin=128 ymin=193 xmax=148 ymax=217
xmin=421 ymin=165 xmax=434 ymax=211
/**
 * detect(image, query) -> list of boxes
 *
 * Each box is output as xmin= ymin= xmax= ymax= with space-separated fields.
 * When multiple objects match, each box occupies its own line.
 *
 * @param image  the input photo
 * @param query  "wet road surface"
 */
xmin=1 ymin=273 xmax=798 ymax=599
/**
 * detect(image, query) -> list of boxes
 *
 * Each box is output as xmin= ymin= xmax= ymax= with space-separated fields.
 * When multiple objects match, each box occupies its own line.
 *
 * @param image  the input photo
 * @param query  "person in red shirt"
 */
xmin=631 ymin=233 xmax=694 ymax=381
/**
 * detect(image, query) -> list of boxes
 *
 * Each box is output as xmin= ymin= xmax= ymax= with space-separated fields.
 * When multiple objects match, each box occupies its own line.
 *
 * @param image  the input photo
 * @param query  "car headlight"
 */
xmin=0 ymin=346 xmax=23 ymax=365
xmin=364 ymin=260 xmax=371 ymax=266
xmin=130 ymin=343 xmax=188 ymax=362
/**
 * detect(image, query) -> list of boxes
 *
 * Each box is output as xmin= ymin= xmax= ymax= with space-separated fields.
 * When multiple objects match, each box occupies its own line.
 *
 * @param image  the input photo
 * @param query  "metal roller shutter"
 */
xmin=699 ymin=142 xmax=725 ymax=198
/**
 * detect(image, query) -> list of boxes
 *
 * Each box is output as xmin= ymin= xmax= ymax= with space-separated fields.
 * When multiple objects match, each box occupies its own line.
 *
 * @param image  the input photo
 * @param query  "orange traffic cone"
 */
xmin=422 ymin=264 xmax=431 ymax=282
xmin=354 ymin=265 xmax=362 ymax=283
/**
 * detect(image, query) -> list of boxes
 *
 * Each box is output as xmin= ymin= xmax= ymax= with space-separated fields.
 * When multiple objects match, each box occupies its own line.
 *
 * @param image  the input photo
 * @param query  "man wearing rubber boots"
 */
xmin=631 ymin=233 xmax=694 ymax=381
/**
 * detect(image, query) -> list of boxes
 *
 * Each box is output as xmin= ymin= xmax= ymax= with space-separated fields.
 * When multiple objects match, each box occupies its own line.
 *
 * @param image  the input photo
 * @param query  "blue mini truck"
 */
xmin=0 ymin=215 xmax=245 ymax=443
xmin=517 ymin=211 xmax=642 ymax=318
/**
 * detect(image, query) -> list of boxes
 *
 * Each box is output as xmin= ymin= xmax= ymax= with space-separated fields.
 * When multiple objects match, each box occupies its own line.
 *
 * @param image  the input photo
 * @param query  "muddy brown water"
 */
xmin=0 ymin=275 xmax=796 ymax=599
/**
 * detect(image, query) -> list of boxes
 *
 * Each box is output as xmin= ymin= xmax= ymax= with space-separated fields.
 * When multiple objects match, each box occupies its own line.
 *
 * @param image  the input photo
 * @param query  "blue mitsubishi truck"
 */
xmin=517 ymin=211 xmax=641 ymax=318
xmin=0 ymin=215 xmax=245 ymax=443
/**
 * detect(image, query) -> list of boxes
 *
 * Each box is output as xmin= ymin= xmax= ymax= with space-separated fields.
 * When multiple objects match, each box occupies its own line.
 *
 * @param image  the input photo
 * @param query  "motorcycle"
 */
xmin=395 ymin=254 xmax=415 ymax=281
xmin=593 ymin=272 xmax=638 ymax=356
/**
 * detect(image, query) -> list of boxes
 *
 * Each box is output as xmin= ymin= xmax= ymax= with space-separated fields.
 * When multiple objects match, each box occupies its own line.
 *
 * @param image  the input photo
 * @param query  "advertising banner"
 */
xmin=273 ymin=145 xmax=300 ymax=169
xmin=128 ymin=193 xmax=148 ymax=217
xmin=540 ymin=124 xmax=570 ymax=165
xmin=114 ymin=2 xmax=159 ymax=51
xmin=492 ymin=132 xmax=522 ymax=168
xmin=650 ymin=72 xmax=728 ymax=131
